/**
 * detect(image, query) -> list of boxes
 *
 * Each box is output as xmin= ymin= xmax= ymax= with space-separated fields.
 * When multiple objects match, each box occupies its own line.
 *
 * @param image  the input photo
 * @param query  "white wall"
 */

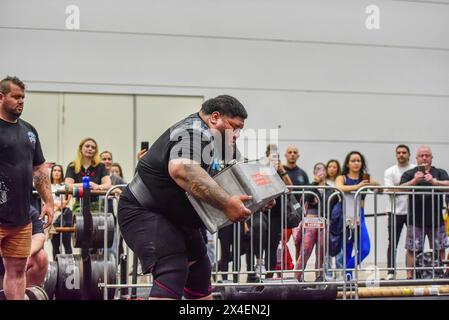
xmin=1 ymin=0 xmax=449 ymax=267
xmin=20 ymin=93 xmax=202 ymax=182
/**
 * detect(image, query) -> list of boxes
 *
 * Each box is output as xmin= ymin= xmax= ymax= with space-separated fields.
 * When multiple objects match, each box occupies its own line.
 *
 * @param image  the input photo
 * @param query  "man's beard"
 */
xmin=5 ymin=106 xmax=22 ymax=121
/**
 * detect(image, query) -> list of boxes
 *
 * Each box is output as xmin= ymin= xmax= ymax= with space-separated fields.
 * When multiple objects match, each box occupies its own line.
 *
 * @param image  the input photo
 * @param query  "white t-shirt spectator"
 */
xmin=384 ymin=163 xmax=416 ymax=215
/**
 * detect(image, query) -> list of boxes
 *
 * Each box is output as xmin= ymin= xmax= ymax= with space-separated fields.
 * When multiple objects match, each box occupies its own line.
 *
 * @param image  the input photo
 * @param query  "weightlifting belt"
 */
xmin=128 ymin=172 xmax=158 ymax=209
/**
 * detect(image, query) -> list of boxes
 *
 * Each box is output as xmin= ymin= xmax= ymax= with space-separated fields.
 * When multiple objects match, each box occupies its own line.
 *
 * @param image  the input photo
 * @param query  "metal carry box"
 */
xmin=188 ymin=160 xmax=288 ymax=233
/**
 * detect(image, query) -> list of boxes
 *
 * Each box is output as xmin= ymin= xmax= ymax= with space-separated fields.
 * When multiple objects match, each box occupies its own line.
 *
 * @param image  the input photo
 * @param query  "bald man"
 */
xmin=283 ymin=146 xmax=309 ymax=186
xmin=400 ymin=145 xmax=449 ymax=279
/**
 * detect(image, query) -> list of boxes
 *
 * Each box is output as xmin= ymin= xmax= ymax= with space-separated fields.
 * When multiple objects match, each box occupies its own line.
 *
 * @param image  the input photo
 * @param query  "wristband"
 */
xmin=83 ymin=176 xmax=90 ymax=190
xmin=78 ymin=186 xmax=84 ymax=198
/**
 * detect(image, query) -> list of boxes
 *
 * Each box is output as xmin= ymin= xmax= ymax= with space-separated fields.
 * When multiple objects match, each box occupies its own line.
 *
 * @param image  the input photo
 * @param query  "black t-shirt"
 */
xmin=122 ymin=113 xmax=220 ymax=228
xmin=29 ymin=205 xmax=44 ymax=235
xmin=66 ymin=163 xmax=108 ymax=202
xmin=0 ymin=118 xmax=45 ymax=227
xmin=284 ymin=165 xmax=310 ymax=203
xmin=284 ymin=165 xmax=310 ymax=186
xmin=400 ymin=166 xmax=449 ymax=228
xmin=65 ymin=162 xmax=108 ymax=185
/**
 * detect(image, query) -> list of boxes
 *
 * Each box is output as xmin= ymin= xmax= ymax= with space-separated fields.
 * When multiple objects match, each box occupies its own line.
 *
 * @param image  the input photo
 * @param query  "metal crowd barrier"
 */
xmin=211 ymin=187 xmax=342 ymax=277
xmin=98 ymin=185 xmax=348 ymax=300
xmin=39 ymin=184 xmax=449 ymax=299
xmin=348 ymin=185 xmax=449 ymax=299
xmin=204 ymin=185 xmax=449 ymax=300
xmin=209 ymin=185 xmax=348 ymax=300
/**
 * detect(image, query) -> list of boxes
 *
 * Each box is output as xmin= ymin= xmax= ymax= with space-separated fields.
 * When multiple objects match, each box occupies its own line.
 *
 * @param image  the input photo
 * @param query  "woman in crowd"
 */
xmin=325 ymin=159 xmax=344 ymax=279
xmin=336 ymin=151 xmax=379 ymax=279
xmin=50 ymin=164 xmax=73 ymax=258
xmin=65 ymin=137 xmax=111 ymax=212
xmin=100 ymin=151 xmax=126 ymax=186
xmin=100 ymin=151 xmax=113 ymax=175
xmin=294 ymin=163 xmax=336 ymax=281
xmin=111 ymin=162 xmax=125 ymax=183
xmin=326 ymin=159 xmax=341 ymax=187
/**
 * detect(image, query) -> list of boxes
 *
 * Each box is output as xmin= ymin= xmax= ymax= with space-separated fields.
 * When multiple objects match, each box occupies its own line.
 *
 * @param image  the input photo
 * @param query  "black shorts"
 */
xmin=118 ymin=195 xmax=207 ymax=274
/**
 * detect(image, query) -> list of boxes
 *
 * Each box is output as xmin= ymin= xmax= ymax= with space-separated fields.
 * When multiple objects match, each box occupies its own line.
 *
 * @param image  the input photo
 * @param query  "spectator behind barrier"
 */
xmin=383 ymin=145 xmax=415 ymax=280
xmin=293 ymin=163 xmax=337 ymax=282
xmin=282 ymin=146 xmax=309 ymax=261
xmin=49 ymin=164 xmax=73 ymax=259
xmin=100 ymin=151 xmax=126 ymax=186
xmin=400 ymin=145 xmax=449 ymax=279
xmin=283 ymin=146 xmax=310 ymax=187
xmin=326 ymin=159 xmax=341 ymax=187
xmin=65 ymin=138 xmax=111 ymax=212
xmin=101 ymin=151 xmax=125 ymax=202
xmin=100 ymin=150 xmax=113 ymax=175
xmin=336 ymin=151 xmax=380 ymax=280
xmin=98 ymin=151 xmax=123 ymax=260
xmin=325 ymin=159 xmax=344 ymax=279
xmin=111 ymin=162 xmax=126 ymax=183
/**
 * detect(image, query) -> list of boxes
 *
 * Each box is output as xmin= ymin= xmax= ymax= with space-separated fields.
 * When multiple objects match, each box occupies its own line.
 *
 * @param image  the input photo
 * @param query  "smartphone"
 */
xmin=141 ymin=141 xmax=149 ymax=151
xmin=362 ymin=173 xmax=370 ymax=181
xmin=268 ymin=153 xmax=279 ymax=168
xmin=418 ymin=165 xmax=426 ymax=174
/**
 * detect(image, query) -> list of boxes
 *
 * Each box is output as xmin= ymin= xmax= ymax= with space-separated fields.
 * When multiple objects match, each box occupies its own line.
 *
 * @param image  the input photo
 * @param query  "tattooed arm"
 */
xmin=33 ymin=163 xmax=54 ymax=227
xmin=168 ymin=158 xmax=252 ymax=222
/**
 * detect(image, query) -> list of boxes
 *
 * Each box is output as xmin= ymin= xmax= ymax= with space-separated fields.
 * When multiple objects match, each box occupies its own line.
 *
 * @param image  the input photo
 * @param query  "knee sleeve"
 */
xmin=184 ymin=254 xmax=212 ymax=299
xmin=150 ymin=254 xmax=188 ymax=300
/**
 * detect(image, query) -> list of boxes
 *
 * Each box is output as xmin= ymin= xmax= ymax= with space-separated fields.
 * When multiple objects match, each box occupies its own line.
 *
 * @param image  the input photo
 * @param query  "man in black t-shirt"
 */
xmin=118 ymin=95 xmax=253 ymax=300
xmin=400 ymin=145 xmax=449 ymax=279
xmin=0 ymin=206 xmax=48 ymax=289
xmin=283 ymin=146 xmax=308 ymax=259
xmin=0 ymin=76 xmax=53 ymax=300
xmin=283 ymin=146 xmax=310 ymax=186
